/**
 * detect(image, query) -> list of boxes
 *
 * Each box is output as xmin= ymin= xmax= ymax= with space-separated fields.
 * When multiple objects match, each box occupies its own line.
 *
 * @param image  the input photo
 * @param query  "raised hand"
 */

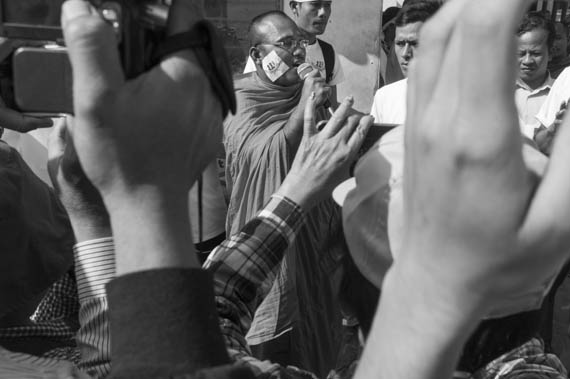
xmin=400 ymin=0 xmax=565 ymax=313
xmin=277 ymin=95 xmax=372 ymax=209
xmin=61 ymin=0 xmax=226 ymax=274
xmin=61 ymin=0 xmax=222 ymax=203
xmin=355 ymin=0 xmax=570 ymax=378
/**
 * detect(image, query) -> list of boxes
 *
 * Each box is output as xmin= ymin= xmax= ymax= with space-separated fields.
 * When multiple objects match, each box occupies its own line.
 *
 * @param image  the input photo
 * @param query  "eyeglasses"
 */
xmin=257 ymin=39 xmax=309 ymax=52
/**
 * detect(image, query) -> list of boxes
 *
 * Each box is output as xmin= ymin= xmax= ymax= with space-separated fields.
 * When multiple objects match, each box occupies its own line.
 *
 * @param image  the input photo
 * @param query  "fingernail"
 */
xmin=310 ymin=92 xmax=316 ymax=100
xmin=62 ymin=0 xmax=92 ymax=26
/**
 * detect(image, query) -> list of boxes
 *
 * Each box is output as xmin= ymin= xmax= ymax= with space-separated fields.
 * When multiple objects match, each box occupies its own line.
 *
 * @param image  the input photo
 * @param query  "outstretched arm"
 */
xmin=61 ymin=0 xmax=244 ymax=377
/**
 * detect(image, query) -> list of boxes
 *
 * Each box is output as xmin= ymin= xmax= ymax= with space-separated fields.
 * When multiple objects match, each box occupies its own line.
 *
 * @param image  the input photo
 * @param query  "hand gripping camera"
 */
xmin=0 ymin=0 xmax=172 ymax=114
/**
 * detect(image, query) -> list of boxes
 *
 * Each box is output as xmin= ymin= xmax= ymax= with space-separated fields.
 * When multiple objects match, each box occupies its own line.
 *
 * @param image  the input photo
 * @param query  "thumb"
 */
xmin=62 ymin=0 xmax=124 ymax=112
xmin=303 ymin=92 xmax=318 ymax=138
xmin=47 ymin=118 xmax=68 ymax=162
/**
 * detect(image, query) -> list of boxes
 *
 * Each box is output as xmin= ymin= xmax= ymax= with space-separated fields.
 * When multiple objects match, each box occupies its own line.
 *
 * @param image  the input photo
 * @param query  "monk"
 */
xmin=223 ymin=10 xmax=345 ymax=377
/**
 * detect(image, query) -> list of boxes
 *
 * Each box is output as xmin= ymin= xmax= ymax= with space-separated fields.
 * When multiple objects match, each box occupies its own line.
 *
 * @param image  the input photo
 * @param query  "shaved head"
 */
xmin=248 ymin=11 xmax=298 ymax=46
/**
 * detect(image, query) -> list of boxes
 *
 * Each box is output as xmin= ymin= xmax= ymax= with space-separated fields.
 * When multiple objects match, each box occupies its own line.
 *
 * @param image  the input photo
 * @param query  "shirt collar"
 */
xmin=516 ymin=72 xmax=555 ymax=92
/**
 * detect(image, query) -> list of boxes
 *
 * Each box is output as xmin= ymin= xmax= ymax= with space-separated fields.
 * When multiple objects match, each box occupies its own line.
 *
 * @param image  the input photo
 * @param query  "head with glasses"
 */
xmin=249 ymin=11 xmax=308 ymax=86
xmin=289 ymin=0 xmax=332 ymax=42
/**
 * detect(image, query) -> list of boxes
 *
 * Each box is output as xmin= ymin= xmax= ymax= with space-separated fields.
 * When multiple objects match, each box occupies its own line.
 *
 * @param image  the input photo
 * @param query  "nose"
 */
xmin=293 ymin=44 xmax=306 ymax=59
xmin=521 ymin=53 xmax=532 ymax=65
xmin=402 ymin=43 xmax=413 ymax=59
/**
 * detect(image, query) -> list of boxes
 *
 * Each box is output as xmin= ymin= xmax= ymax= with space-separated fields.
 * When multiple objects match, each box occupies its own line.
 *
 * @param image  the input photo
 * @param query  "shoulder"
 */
xmin=317 ymin=38 xmax=334 ymax=50
xmin=375 ymin=79 xmax=408 ymax=98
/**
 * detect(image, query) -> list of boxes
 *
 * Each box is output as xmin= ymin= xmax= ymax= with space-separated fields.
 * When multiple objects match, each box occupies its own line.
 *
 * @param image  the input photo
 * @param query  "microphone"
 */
xmin=297 ymin=63 xmax=333 ymax=112
xmin=297 ymin=62 xmax=317 ymax=80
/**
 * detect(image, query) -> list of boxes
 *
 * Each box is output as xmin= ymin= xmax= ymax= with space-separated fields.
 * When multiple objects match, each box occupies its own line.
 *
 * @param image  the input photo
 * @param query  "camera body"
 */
xmin=0 ymin=0 xmax=170 ymax=114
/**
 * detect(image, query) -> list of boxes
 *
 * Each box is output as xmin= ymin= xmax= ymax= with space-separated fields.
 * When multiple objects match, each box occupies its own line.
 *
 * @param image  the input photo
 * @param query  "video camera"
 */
xmin=0 ymin=0 xmax=171 ymax=114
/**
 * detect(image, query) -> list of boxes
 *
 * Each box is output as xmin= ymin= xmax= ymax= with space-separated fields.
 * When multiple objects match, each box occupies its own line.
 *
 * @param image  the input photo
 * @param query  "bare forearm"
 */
xmin=105 ymin=191 xmax=199 ymax=276
xmin=355 ymin=263 xmax=485 ymax=379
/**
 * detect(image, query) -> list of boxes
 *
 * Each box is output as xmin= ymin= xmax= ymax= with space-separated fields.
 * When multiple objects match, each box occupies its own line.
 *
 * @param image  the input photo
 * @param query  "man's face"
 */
xmin=394 ymin=22 xmax=423 ymax=77
xmin=291 ymin=1 xmax=332 ymax=37
xmin=253 ymin=16 xmax=307 ymax=86
xmin=551 ymin=22 xmax=568 ymax=61
xmin=517 ymin=29 xmax=550 ymax=88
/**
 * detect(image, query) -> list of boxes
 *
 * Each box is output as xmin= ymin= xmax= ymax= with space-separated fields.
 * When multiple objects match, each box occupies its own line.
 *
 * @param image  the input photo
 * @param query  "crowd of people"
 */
xmin=2 ymin=0 xmax=570 ymax=378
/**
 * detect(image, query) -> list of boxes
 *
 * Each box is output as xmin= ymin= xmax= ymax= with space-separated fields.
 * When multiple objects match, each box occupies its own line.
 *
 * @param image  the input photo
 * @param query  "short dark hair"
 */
xmin=395 ymin=1 xmax=442 ymax=28
xmin=248 ymin=10 xmax=291 ymax=46
xmin=517 ymin=11 xmax=556 ymax=50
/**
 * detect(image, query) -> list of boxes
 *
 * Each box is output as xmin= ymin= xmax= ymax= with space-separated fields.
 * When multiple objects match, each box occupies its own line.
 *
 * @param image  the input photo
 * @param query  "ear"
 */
xmin=250 ymin=46 xmax=262 ymax=64
xmin=290 ymin=1 xmax=299 ymax=16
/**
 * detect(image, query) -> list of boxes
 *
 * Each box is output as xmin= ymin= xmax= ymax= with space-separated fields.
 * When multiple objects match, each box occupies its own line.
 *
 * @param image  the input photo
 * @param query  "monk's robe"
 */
xmin=223 ymin=73 xmax=344 ymax=377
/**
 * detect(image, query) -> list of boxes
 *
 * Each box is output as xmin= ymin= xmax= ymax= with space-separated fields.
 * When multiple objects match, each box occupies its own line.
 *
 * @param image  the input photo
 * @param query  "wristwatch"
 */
xmin=152 ymin=20 xmax=237 ymax=118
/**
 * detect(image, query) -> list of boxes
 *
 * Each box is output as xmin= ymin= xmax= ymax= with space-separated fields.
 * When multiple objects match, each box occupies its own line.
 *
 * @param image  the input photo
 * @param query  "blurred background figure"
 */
xmin=548 ymin=20 xmax=570 ymax=78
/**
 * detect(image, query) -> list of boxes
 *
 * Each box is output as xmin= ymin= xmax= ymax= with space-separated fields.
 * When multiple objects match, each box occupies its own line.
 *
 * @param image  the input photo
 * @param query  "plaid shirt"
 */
xmin=0 ymin=238 xmax=114 ymax=378
xmin=204 ymin=195 xmax=318 ymax=379
xmin=452 ymin=338 xmax=567 ymax=379
xmin=0 ymin=196 xmax=313 ymax=378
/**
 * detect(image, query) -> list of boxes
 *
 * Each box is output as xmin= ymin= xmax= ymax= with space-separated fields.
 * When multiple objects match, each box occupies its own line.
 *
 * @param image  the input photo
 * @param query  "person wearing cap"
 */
xmin=370 ymin=1 xmax=441 ymax=125
xmin=243 ymin=1 xmax=344 ymax=98
xmin=224 ymin=11 xmax=345 ymax=376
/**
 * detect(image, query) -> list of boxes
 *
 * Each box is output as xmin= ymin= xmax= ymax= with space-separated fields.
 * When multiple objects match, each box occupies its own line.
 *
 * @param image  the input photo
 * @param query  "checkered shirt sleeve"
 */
xmin=204 ymin=195 xmax=317 ymax=378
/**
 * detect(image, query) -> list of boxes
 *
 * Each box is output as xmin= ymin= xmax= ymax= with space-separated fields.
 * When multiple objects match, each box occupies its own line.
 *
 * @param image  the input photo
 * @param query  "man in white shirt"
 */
xmin=515 ymin=11 xmax=555 ymax=139
xmin=370 ymin=2 xmax=441 ymax=124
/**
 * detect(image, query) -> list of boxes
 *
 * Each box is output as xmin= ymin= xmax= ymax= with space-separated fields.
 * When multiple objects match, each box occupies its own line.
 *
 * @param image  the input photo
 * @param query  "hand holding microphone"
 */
xmin=297 ymin=63 xmax=331 ymax=108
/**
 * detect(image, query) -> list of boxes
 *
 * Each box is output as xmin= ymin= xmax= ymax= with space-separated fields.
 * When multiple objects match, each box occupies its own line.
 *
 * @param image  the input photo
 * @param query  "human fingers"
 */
xmin=27 ymin=117 xmax=54 ymax=130
xmin=422 ymin=0 xmax=529 ymax=167
xmin=62 ymin=0 xmax=124 ymax=113
xmin=47 ymin=118 xmax=68 ymax=189
xmin=320 ymin=96 xmax=354 ymax=138
xmin=303 ymin=92 xmax=318 ymax=138
xmin=346 ymin=115 xmax=373 ymax=158
xmin=339 ymin=114 xmax=360 ymax=143
xmin=452 ymin=0 xmax=531 ymax=111
xmin=47 ymin=118 xmax=67 ymax=163
xmin=409 ymin=0 xmax=469 ymax=117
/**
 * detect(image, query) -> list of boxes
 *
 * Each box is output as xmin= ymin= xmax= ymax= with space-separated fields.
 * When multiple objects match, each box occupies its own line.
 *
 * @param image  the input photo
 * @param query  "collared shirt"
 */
xmin=0 ymin=238 xmax=114 ymax=378
xmin=515 ymin=74 xmax=555 ymax=139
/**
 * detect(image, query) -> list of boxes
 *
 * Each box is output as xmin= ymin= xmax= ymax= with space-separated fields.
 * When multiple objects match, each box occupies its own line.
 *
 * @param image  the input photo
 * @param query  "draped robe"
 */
xmin=223 ymin=73 xmax=344 ymax=377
